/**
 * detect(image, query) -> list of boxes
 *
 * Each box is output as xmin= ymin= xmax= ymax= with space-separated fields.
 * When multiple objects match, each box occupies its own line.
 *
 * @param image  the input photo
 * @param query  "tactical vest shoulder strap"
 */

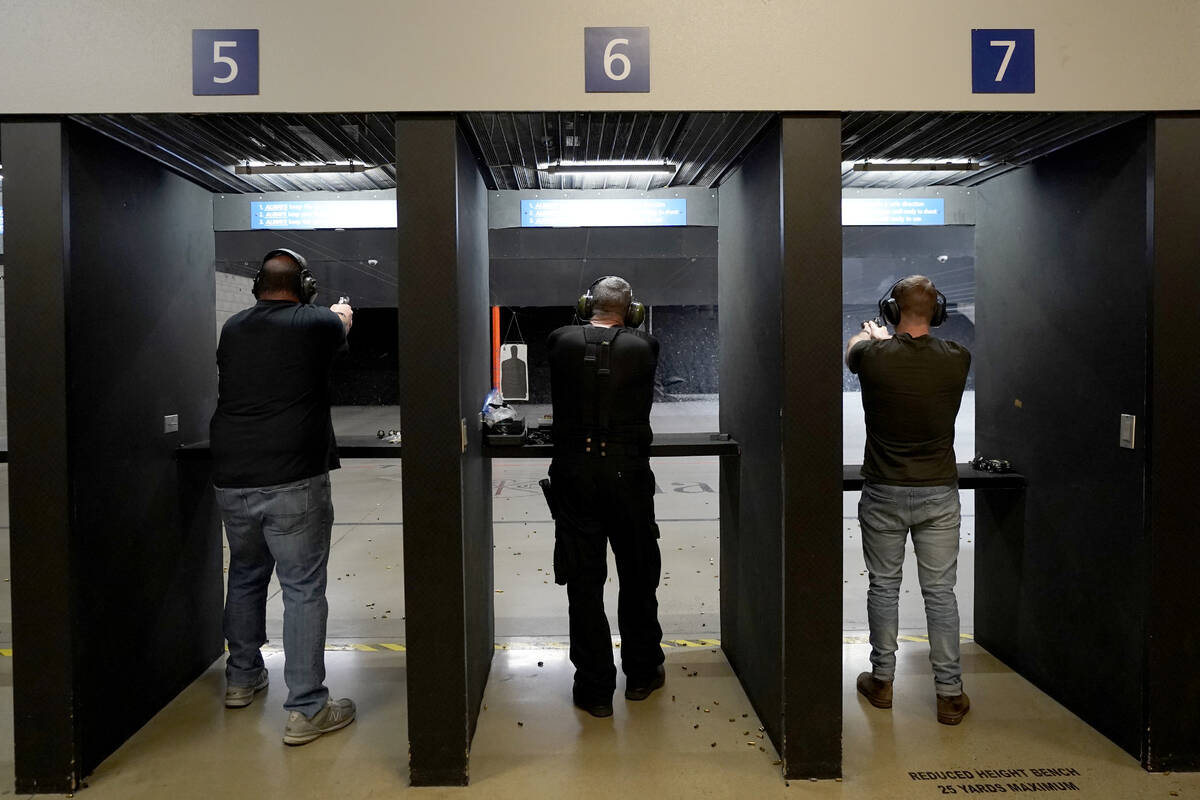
xmin=580 ymin=325 xmax=624 ymax=433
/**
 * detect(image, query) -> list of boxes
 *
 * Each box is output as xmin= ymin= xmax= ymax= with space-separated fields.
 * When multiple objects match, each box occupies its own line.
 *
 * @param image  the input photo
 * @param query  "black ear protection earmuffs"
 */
xmin=576 ymin=276 xmax=646 ymax=328
xmin=253 ymin=248 xmax=318 ymax=304
xmin=878 ymin=279 xmax=948 ymax=327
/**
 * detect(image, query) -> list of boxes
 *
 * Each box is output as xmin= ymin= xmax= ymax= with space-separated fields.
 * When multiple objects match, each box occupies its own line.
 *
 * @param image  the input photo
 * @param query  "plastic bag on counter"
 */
xmin=481 ymin=388 xmax=519 ymax=429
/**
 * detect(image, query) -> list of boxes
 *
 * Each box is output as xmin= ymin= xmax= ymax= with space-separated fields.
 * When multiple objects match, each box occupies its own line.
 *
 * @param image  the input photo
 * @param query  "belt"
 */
xmin=555 ymin=436 xmax=647 ymax=458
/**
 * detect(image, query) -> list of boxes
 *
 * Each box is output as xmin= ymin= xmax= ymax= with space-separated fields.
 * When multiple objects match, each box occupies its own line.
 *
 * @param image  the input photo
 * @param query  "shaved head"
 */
xmin=256 ymin=253 xmax=303 ymax=298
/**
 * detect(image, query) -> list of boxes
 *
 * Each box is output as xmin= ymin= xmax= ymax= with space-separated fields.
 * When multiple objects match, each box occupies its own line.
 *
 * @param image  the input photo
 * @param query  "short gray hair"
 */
xmin=592 ymin=276 xmax=632 ymax=315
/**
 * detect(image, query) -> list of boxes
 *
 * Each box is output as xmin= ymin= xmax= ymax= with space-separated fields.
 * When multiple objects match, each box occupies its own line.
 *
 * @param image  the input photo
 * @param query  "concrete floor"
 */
xmin=0 ymin=397 xmax=1193 ymax=797
xmin=1 ymin=643 xmax=1193 ymax=799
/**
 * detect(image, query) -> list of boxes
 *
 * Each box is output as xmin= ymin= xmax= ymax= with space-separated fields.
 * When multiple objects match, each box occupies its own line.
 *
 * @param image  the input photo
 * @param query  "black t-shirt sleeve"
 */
xmin=956 ymin=342 xmax=972 ymax=372
xmin=300 ymin=306 xmax=348 ymax=361
xmin=847 ymin=339 xmax=870 ymax=374
xmin=942 ymin=340 xmax=972 ymax=378
xmin=632 ymin=329 xmax=660 ymax=362
xmin=313 ymin=307 xmax=347 ymax=352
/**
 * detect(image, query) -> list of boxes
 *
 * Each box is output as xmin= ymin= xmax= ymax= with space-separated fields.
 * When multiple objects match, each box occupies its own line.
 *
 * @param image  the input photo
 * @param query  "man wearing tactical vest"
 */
xmin=544 ymin=276 xmax=665 ymax=718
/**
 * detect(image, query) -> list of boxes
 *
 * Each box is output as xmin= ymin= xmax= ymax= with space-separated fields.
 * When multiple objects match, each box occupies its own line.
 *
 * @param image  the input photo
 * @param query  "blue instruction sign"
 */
xmin=842 ymin=198 xmax=945 ymax=226
xmin=972 ymin=29 xmax=1034 ymax=93
xmin=521 ymin=198 xmax=684 ymax=227
xmin=585 ymin=27 xmax=650 ymax=92
xmin=192 ymin=29 xmax=259 ymax=95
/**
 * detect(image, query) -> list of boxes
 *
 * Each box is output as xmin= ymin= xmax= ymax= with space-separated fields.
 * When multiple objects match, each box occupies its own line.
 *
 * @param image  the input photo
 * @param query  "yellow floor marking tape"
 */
xmin=842 ymin=633 xmax=975 ymax=644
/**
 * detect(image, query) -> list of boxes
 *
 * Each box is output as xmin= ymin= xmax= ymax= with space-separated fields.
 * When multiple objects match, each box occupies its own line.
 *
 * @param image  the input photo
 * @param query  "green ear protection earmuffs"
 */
xmin=576 ymin=276 xmax=646 ymax=328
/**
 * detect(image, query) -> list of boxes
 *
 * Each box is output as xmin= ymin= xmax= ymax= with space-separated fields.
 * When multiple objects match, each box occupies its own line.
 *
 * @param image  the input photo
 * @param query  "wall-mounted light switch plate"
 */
xmin=164 ymin=414 xmax=179 ymax=434
xmin=1119 ymin=414 xmax=1136 ymax=449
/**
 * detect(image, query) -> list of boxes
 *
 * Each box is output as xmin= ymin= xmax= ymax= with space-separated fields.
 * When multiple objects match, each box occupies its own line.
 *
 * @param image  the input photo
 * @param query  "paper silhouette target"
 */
xmin=500 ymin=343 xmax=529 ymax=401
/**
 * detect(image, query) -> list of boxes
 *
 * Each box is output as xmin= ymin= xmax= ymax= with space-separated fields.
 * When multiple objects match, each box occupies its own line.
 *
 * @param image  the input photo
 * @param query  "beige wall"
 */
xmin=0 ymin=265 xmax=6 ymax=439
xmin=215 ymin=272 xmax=254 ymax=342
xmin=1 ymin=0 xmax=1198 ymax=113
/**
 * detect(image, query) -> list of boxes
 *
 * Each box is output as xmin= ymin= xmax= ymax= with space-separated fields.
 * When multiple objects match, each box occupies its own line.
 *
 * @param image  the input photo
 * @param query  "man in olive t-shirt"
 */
xmin=846 ymin=275 xmax=972 ymax=725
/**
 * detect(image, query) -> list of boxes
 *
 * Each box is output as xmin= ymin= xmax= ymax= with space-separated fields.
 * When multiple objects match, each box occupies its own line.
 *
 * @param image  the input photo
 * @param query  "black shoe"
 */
xmin=573 ymin=694 xmax=613 ymax=718
xmin=624 ymin=665 xmax=666 ymax=701
xmin=572 ymin=686 xmax=614 ymax=718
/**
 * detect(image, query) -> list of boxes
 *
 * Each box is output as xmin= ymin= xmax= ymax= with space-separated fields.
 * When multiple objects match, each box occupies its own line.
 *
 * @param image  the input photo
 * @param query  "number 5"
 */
xmin=213 ymin=41 xmax=239 ymax=84
xmin=604 ymin=38 xmax=631 ymax=81
xmin=990 ymin=40 xmax=1016 ymax=82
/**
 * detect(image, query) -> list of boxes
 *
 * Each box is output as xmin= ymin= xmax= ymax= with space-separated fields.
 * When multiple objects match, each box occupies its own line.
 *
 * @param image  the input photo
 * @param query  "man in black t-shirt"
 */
xmin=210 ymin=249 xmax=357 ymax=745
xmin=546 ymin=276 xmax=664 ymax=718
xmin=846 ymin=275 xmax=972 ymax=726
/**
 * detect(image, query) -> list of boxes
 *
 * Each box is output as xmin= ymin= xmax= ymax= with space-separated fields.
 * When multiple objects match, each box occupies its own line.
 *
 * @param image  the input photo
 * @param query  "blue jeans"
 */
xmin=216 ymin=473 xmax=334 ymax=717
xmin=858 ymin=481 xmax=963 ymax=696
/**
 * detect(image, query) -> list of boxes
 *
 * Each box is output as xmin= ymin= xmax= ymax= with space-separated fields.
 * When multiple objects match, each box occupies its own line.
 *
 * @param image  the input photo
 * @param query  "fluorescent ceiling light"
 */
xmin=852 ymin=160 xmax=979 ymax=172
xmin=234 ymin=162 xmax=376 ymax=175
xmin=542 ymin=161 xmax=676 ymax=176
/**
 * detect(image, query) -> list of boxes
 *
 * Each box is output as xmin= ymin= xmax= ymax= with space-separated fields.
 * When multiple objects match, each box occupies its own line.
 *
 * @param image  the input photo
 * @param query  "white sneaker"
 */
xmin=225 ymin=669 xmax=269 ymax=709
xmin=282 ymin=698 xmax=357 ymax=745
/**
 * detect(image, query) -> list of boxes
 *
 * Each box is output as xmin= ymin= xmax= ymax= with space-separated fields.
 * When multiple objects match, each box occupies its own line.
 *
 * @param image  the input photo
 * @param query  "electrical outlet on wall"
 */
xmin=1119 ymin=414 xmax=1136 ymax=449
xmin=164 ymin=414 xmax=179 ymax=434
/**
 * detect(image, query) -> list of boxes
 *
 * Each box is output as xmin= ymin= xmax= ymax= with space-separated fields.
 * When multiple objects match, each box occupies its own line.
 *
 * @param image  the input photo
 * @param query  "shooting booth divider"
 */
xmin=718 ymin=115 xmax=844 ymax=778
xmin=1 ymin=119 xmax=222 ymax=793
xmin=1144 ymin=114 xmax=1200 ymax=771
xmin=395 ymin=115 xmax=495 ymax=785
xmin=974 ymin=114 xmax=1200 ymax=770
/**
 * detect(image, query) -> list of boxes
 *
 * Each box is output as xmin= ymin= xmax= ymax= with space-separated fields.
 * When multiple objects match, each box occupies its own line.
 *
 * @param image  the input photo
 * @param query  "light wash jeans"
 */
xmin=216 ymin=473 xmax=334 ymax=718
xmin=858 ymin=480 xmax=963 ymax=696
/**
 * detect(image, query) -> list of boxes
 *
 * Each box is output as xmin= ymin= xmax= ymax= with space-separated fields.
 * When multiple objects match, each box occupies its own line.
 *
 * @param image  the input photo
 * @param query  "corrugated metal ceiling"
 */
xmin=841 ymin=111 xmax=1142 ymax=189
xmin=70 ymin=113 xmax=397 ymax=194
xmin=461 ymin=112 xmax=775 ymax=190
xmin=59 ymin=111 xmax=1145 ymax=194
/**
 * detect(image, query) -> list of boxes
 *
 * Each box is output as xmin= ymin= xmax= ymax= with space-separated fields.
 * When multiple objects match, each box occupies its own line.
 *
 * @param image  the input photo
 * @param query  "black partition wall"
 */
xmin=975 ymin=115 xmax=1199 ymax=769
xmin=975 ymin=118 xmax=1149 ymax=758
xmin=1 ymin=119 xmax=222 ymax=792
xmin=1146 ymin=114 xmax=1200 ymax=771
xmin=395 ymin=116 xmax=494 ymax=785
xmin=717 ymin=115 xmax=843 ymax=778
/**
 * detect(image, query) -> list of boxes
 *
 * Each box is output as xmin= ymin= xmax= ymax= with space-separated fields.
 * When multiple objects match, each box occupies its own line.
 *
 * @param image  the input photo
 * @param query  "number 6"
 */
xmin=213 ymin=41 xmax=239 ymax=84
xmin=604 ymin=38 xmax=631 ymax=81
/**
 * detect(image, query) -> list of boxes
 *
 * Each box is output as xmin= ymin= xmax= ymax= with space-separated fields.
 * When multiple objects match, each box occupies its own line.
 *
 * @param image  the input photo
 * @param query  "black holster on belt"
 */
xmin=552 ymin=523 xmax=578 ymax=586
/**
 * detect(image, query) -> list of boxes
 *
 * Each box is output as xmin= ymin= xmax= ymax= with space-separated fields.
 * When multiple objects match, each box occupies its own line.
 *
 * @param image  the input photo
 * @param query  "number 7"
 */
xmin=990 ymin=40 xmax=1016 ymax=82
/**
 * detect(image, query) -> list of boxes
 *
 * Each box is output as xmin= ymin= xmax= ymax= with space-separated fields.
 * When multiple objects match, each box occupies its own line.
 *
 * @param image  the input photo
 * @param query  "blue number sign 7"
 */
xmin=971 ymin=29 xmax=1034 ymax=93
xmin=990 ymin=40 xmax=1016 ymax=81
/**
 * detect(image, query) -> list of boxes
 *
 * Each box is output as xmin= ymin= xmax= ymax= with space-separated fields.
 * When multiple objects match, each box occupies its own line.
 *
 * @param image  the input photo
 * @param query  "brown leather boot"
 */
xmin=856 ymin=672 xmax=893 ymax=709
xmin=937 ymin=692 xmax=971 ymax=725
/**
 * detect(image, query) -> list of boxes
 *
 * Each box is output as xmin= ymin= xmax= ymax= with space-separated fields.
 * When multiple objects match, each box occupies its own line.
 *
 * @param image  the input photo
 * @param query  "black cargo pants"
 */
xmin=549 ymin=454 xmax=664 ymax=700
